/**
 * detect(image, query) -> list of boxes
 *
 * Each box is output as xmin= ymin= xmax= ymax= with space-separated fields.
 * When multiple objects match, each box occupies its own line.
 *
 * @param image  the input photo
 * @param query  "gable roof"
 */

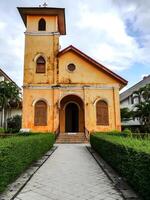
xmin=120 ymin=75 xmax=150 ymax=102
xmin=0 ymin=68 xmax=21 ymax=89
xmin=58 ymin=45 xmax=128 ymax=87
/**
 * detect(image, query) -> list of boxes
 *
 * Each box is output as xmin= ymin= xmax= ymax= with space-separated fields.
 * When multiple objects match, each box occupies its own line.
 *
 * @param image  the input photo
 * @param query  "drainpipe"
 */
xmin=113 ymin=87 xmax=117 ymax=129
xmin=83 ymin=86 xmax=90 ymax=139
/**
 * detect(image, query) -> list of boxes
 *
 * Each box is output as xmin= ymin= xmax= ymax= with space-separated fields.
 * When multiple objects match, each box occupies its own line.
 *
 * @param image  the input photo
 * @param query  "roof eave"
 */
xmin=17 ymin=7 xmax=66 ymax=35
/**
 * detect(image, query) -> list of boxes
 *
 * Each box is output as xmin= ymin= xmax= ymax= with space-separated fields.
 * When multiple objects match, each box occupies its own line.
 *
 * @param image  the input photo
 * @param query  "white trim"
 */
xmin=34 ymin=53 xmax=47 ymax=63
xmin=63 ymin=101 xmax=80 ymax=111
xmin=93 ymin=97 xmax=109 ymax=106
xmin=23 ymin=85 xmax=119 ymax=90
xmin=32 ymin=98 xmax=50 ymax=106
xmin=58 ymin=93 xmax=84 ymax=108
xmin=25 ymin=31 xmax=60 ymax=36
xmin=33 ymin=54 xmax=47 ymax=75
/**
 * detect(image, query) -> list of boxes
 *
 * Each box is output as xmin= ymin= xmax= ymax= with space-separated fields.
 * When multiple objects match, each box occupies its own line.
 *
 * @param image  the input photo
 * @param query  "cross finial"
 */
xmin=43 ymin=2 xmax=48 ymax=7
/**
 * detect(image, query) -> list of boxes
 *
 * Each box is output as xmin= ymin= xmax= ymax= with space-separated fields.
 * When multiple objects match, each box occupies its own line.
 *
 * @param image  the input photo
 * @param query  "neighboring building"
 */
xmin=120 ymin=75 xmax=150 ymax=127
xmin=0 ymin=68 xmax=22 ymax=127
xmin=0 ymin=68 xmax=18 ymax=83
xmin=18 ymin=7 xmax=127 ymax=134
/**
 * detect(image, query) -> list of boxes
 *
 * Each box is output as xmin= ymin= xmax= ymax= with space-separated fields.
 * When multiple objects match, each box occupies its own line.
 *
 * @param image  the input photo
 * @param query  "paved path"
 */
xmin=15 ymin=145 xmax=123 ymax=200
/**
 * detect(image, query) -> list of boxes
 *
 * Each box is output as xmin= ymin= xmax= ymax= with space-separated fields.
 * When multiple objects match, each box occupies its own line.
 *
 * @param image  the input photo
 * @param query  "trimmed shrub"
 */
xmin=7 ymin=115 xmax=22 ymax=133
xmin=16 ymin=132 xmax=42 ymax=136
xmin=0 ymin=133 xmax=55 ymax=193
xmin=99 ymin=131 xmax=128 ymax=138
xmin=122 ymin=128 xmax=132 ymax=137
xmin=0 ymin=127 xmax=4 ymax=133
xmin=90 ymin=133 xmax=150 ymax=200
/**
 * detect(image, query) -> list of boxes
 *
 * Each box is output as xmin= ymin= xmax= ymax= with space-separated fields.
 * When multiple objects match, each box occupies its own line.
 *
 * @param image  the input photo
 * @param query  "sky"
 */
xmin=0 ymin=0 xmax=150 ymax=93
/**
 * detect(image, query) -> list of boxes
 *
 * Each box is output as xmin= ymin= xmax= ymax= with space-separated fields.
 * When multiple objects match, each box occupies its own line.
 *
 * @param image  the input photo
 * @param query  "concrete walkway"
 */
xmin=15 ymin=145 xmax=123 ymax=200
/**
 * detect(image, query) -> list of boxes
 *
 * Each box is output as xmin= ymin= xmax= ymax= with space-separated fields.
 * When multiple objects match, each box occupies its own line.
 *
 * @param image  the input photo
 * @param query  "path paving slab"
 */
xmin=87 ymin=147 xmax=140 ymax=200
xmin=14 ymin=144 xmax=124 ymax=200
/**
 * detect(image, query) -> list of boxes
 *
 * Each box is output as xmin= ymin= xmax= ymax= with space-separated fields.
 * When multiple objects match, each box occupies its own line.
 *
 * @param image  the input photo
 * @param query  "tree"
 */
xmin=132 ymin=83 xmax=150 ymax=132
xmin=121 ymin=107 xmax=133 ymax=122
xmin=7 ymin=115 xmax=22 ymax=133
xmin=0 ymin=81 xmax=21 ymax=128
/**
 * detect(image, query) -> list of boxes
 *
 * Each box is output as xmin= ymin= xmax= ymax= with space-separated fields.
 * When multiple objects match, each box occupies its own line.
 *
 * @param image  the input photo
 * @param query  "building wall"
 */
xmin=120 ymin=75 xmax=150 ymax=127
xmin=22 ymin=85 xmax=121 ymax=133
xmin=22 ymin=88 xmax=54 ymax=132
xmin=0 ymin=69 xmax=22 ymax=128
xmin=0 ymin=109 xmax=22 ymax=128
xmin=84 ymin=87 xmax=121 ymax=132
xmin=27 ymin=16 xmax=58 ymax=33
xmin=58 ymin=51 xmax=120 ymax=85
xmin=24 ymin=34 xmax=59 ymax=85
xmin=22 ymin=14 xmax=122 ymax=133
xmin=24 ymin=15 xmax=59 ymax=85
xmin=120 ymin=97 xmax=140 ymax=126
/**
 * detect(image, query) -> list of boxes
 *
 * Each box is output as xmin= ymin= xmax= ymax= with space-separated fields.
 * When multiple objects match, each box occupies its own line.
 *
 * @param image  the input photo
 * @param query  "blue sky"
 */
xmin=0 ymin=0 xmax=149 ymax=92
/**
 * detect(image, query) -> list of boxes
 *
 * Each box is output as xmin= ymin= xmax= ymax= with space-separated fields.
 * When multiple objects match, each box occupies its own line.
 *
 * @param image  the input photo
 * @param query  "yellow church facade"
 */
xmin=18 ymin=7 xmax=127 ymax=134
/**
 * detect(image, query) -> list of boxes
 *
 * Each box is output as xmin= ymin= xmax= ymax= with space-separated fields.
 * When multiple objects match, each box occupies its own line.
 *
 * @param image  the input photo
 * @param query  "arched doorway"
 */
xmin=65 ymin=103 xmax=79 ymax=132
xmin=59 ymin=95 xmax=84 ymax=133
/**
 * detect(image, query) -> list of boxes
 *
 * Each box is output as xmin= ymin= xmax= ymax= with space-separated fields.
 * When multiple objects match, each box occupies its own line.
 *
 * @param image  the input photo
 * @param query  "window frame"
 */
xmin=34 ymin=100 xmax=47 ymax=126
xmin=96 ymin=100 xmax=109 ymax=126
xmin=36 ymin=56 xmax=46 ymax=74
xmin=38 ymin=18 xmax=46 ymax=31
xmin=67 ymin=63 xmax=76 ymax=72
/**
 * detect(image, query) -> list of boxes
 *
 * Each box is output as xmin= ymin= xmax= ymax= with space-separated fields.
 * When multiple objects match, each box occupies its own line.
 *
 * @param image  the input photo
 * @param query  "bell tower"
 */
xmin=18 ymin=7 xmax=66 ymax=132
xmin=18 ymin=7 xmax=66 ymax=85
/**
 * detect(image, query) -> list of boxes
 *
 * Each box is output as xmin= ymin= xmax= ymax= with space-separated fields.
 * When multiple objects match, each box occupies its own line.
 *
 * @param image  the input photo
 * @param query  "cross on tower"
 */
xmin=43 ymin=2 xmax=48 ymax=7
xmin=39 ymin=2 xmax=48 ymax=7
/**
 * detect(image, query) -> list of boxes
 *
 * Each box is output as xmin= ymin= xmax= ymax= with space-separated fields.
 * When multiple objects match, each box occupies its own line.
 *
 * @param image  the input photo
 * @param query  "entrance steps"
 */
xmin=56 ymin=132 xmax=88 ymax=144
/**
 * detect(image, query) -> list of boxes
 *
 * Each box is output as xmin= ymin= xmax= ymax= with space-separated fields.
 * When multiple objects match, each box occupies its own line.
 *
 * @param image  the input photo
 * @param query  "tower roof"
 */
xmin=17 ymin=7 xmax=66 ymax=35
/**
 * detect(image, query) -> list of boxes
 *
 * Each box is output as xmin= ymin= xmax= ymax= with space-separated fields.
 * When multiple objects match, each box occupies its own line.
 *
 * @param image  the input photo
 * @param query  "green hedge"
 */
xmin=0 ymin=133 xmax=55 ymax=193
xmin=90 ymin=133 xmax=150 ymax=200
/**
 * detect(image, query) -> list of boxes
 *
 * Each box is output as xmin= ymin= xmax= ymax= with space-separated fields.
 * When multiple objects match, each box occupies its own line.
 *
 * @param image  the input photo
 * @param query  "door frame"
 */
xmin=59 ymin=94 xmax=85 ymax=133
xmin=65 ymin=102 xmax=79 ymax=132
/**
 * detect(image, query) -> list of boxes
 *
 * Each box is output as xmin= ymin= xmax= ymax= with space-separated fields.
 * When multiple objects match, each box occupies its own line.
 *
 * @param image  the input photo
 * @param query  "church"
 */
xmin=18 ymin=7 xmax=127 ymax=134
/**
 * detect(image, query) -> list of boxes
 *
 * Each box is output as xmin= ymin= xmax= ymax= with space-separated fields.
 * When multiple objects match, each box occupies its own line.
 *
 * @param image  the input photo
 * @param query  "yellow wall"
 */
xmin=24 ymin=34 xmax=59 ymax=85
xmin=23 ymin=88 xmax=55 ymax=132
xmin=24 ymin=15 xmax=59 ymax=85
xmin=83 ymin=87 xmax=121 ymax=132
xmin=58 ymin=51 xmax=120 ymax=85
xmin=27 ymin=16 xmax=58 ymax=32
xmin=22 ymin=14 xmax=122 ymax=133
xmin=22 ymin=86 xmax=121 ymax=132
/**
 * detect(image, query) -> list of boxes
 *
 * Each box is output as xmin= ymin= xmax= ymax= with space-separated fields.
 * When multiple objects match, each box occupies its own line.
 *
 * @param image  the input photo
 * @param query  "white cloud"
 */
xmin=0 ymin=21 xmax=6 ymax=30
xmin=0 ymin=0 xmax=150 ymax=87
xmin=74 ymin=1 xmax=150 ymax=73
xmin=75 ymin=2 xmax=139 ymax=71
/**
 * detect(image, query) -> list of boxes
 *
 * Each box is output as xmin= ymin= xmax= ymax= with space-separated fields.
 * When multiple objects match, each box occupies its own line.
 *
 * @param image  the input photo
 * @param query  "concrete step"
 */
xmin=56 ymin=133 xmax=88 ymax=144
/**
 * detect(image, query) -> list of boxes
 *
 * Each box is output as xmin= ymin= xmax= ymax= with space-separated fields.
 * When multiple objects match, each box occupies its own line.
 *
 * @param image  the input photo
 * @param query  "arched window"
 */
xmin=36 ymin=56 xmax=46 ymax=73
xmin=34 ymin=100 xmax=47 ymax=126
xmin=38 ymin=18 xmax=46 ymax=31
xmin=96 ymin=100 xmax=109 ymax=125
